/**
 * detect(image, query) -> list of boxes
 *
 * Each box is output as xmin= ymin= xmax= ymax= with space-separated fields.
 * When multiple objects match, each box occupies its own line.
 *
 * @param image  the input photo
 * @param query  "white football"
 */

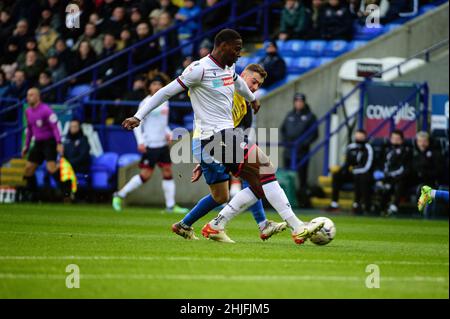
xmin=309 ymin=217 xmax=336 ymax=245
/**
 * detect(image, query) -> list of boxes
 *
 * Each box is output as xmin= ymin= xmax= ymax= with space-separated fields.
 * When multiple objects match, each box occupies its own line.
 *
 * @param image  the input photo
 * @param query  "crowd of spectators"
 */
xmin=0 ymin=0 xmax=441 ymax=122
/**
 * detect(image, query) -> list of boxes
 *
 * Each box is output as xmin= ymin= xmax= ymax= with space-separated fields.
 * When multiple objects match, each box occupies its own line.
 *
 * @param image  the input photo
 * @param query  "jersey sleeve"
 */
xmin=46 ymin=106 xmax=61 ymax=143
xmin=177 ymin=61 xmax=204 ymax=89
xmin=133 ymin=99 xmax=146 ymax=145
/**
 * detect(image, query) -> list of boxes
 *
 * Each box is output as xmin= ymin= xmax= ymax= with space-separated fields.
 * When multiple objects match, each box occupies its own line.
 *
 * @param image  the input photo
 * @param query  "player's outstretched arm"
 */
xmin=122 ymin=79 xmax=185 ymax=130
xmin=234 ymin=74 xmax=255 ymax=103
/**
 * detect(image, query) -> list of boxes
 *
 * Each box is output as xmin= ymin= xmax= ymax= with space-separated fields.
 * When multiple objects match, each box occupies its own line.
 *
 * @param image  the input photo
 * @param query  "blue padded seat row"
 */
xmin=285 ymin=57 xmax=318 ymax=74
xmin=323 ymin=40 xmax=349 ymax=57
xmin=90 ymin=152 xmax=119 ymax=190
xmin=118 ymin=153 xmax=141 ymax=168
xmin=302 ymin=40 xmax=327 ymax=57
xmin=67 ymin=84 xmax=91 ymax=103
xmin=235 ymin=56 xmax=260 ymax=73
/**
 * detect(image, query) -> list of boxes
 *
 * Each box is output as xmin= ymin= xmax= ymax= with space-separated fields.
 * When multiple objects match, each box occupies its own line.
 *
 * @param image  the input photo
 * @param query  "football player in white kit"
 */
xmin=122 ymin=29 xmax=324 ymax=245
xmin=113 ymin=76 xmax=189 ymax=214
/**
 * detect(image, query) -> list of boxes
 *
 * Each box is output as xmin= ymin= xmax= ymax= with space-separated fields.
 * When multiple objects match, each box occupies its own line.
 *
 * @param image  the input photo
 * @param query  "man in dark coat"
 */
xmin=281 ymin=93 xmax=319 ymax=205
xmin=258 ymin=41 xmax=287 ymax=88
xmin=63 ymin=119 xmax=91 ymax=174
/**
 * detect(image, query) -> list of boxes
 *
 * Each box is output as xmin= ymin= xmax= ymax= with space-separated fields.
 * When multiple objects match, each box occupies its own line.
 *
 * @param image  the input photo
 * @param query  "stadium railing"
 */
xmin=282 ymin=38 xmax=448 ymax=175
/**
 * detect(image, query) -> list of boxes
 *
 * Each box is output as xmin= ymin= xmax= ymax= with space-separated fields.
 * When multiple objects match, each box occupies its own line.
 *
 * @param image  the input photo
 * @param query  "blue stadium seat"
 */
xmin=317 ymin=57 xmax=333 ymax=66
xmin=236 ymin=56 xmax=259 ymax=74
xmin=118 ymin=153 xmax=141 ymax=168
xmin=353 ymin=25 xmax=385 ymax=40
xmin=324 ymin=40 xmax=349 ymax=57
xmin=67 ymin=84 xmax=91 ymax=102
xmin=183 ymin=113 xmax=194 ymax=131
xmin=348 ymin=40 xmax=368 ymax=51
xmin=288 ymin=57 xmax=318 ymax=74
xmin=419 ymin=4 xmax=437 ymax=14
xmin=280 ymin=40 xmax=306 ymax=57
xmin=385 ymin=23 xmax=402 ymax=33
xmin=91 ymin=152 xmax=119 ymax=190
xmin=302 ymin=40 xmax=327 ymax=57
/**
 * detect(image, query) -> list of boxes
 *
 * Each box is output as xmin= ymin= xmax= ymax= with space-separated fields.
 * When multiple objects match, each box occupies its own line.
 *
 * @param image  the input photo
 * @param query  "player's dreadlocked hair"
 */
xmin=214 ymin=29 xmax=242 ymax=47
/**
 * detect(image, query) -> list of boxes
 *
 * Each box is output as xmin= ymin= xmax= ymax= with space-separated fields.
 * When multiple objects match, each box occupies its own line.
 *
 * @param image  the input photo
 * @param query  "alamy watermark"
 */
xmin=365 ymin=4 xmax=381 ymax=29
xmin=365 ymin=264 xmax=380 ymax=288
xmin=65 ymin=3 xmax=81 ymax=29
xmin=65 ymin=264 xmax=80 ymax=288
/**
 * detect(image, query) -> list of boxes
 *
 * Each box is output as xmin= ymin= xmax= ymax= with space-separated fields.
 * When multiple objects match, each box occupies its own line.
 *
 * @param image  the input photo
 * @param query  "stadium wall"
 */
xmin=257 ymin=2 xmax=449 ymax=186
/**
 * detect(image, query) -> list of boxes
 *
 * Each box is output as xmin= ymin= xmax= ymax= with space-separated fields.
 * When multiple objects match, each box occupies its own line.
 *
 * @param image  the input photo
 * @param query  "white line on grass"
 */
xmin=0 ymin=273 xmax=447 ymax=283
xmin=0 ymin=255 xmax=447 ymax=266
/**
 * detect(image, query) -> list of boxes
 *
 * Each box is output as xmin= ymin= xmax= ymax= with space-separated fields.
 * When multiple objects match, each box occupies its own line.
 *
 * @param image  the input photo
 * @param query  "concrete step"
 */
xmin=6 ymin=158 xmax=27 ymax=169
xmin=0 ymin=175 xmax=26 ymax=186
xmin=0 ymin=167 xmax=25 ymax=175
xmin=311 ymin=197 xmax=353 ymax=210
xmin=322 ymin=186 xmax=354 ymax=200
xmin=318 ymin=175 xmax=331 ymax=187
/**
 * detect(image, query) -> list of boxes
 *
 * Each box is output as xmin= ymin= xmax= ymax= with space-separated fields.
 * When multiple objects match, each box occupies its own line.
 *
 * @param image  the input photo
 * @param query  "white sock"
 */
xmin=258 ymin=220 xmax=268 ymax=231
xmin=330 ymin=201 xmax=339 ymax=208
xmin=211 ymin=188 xmax=258 ymax=230
xmin=117 ymin=175 xmax=143 ymax=198
xmin=162 ymin=179 xmax=176 ymax=209
xmin=262 ymin=181 xmax=304 ymax=233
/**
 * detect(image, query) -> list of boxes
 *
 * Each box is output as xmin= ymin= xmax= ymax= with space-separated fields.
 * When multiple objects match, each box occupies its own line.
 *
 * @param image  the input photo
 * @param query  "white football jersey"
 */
xmin=178 ymin=55 xmax=239 ymax=140
xmin=134 ymin=97 xmax=170 ymax=148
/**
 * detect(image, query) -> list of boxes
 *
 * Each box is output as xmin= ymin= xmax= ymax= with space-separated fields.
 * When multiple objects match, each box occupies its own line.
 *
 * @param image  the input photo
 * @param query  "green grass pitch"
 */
xmin=0 ymin=203 xmax=448 ymax=298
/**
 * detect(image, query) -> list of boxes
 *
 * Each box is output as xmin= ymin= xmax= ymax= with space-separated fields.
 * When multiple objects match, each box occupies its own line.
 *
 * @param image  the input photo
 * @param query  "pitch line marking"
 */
xmin=0 ymin=255 xmax=448 ymax=266
xmin=0 ymin=272 xmax=447 ymax=283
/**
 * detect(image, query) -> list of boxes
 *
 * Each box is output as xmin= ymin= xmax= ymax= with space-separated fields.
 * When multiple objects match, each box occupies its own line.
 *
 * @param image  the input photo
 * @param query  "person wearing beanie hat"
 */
xmin=281 ymin=92 xmax=319 ymax=207
xmin=258 ymin=40 xmax=287 ymax=88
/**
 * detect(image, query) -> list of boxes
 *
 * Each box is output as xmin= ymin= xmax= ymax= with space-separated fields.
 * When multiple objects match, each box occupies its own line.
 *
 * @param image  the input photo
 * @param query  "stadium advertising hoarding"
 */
xmin=431 ymin=94 xmax=449 ymax=133
xmin=363 ymin=82 xmax=421 ymax=138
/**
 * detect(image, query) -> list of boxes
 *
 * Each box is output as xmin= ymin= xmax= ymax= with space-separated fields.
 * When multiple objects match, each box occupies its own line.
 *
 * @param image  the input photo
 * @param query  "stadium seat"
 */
xmin=419 ymin=4 xmax=437 ymax=15
xmin=302 ymin=40 xmax=327 ymax=57
xmin=288 ymin=57 xmax=318 ymax=74
xmin=324 ymin=40 xmax=349 ymax=57
xmin=280 ymin=40 xmax=306 ymax=57
xmin=348 ymin=40 xmax=368 ymax=51
xmin=318 ymin=57 xmax=333 ymax=66
xmin=183 ymin=113 xmax=194 ymax=131
xmin=353 ymin=25 xmax=385 ymax=40
xmin=67 ymin=84 xmax=91 ymax=103
xmin=118 ymin=153 xmax=141 ymax=168
xmin=90 ymin=152 xmax=119 ymax=190
xmin=236 ymin=56 xmax=259 ymax=74
xmin=385 ymin=23 xmax=402 ymax=33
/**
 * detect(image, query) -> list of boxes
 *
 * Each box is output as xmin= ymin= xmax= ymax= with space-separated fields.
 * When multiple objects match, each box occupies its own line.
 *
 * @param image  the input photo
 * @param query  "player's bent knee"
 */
xmin=140 ymin=169 xmax=153 ymax=182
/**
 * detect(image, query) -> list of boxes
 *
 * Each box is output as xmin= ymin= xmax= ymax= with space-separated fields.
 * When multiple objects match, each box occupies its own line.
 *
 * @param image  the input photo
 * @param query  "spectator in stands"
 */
xmin=63 ymin=119 xmax=91 ymax=175
xmin=53 ymin=37 xmax=72 ymax=71
xmin=88 ymin=12 xmax=105 ymax=34
xmin=279 ymin=0 xmax=311 ymax=41
xmin=39 ymin=2 xmax=63 ymax=32
xmin=19 ymin=50 xmax=46 ymax=86
xmin=156 ymin=11 xmax=181 ymax=76
xmin=10 ymin=0 xmax=42 ymax=31
xmin=132 ymin=22 xmax=160 ymax=71
xmin=0 ymin=70 xmax=10 ymax=98
xmin=96 ymin=33 xmax=127 ymax=99
xmin=17 ymin=38 xmax=46 ymax=68
xmin=201 ymin=0 xmax=228 ymax=34
xmin=307 ymin=0 xmax=324 ymax=39
xmin=0 ymin=9 xmax=14 ymax=47
xmin=319 ymin=0 xmax=353 ymax=40
xmin=158 ymin=0 xmax=180 ymax=18
xmin=103 ymin=6 xmax=128 ymax=38
xmin=357 ymin=0 xmax=389 ymax=25
xmin=0 ymin=38 xmax=20 ymax=80
xmin=36 ymin=21 xmax=59 ymax=57
xmin=373 ymin=130 xmax=412 ymax=216
xmin=117 ymin=28 xmax=133 ymax=50
xmin=46 ymin=51 xmax=67 ymax=83
xmin=176 ymin=0 xmax=201 ymax=41
xmin=68 ymin=41 xmax=97 ymax=85
xmin=198 ymin=38 xmax=213 ymax=59
xmin=410 ymin=131 xmax=442 ymax=189
xmin=130 ymin=7 xmax=144 ymax=30
xmin=72 ymin=22 xmax=103 ymax=56
xmin=281 ymin=93 xmax=319 ymax=207
xmin=115 ymin=75 xmax=148 ymax=124
xmin=382 ymin=0 xmax=410 ymax=24
xmin=6 ymin=70 xmax=28 ymax=100
xmin=37 ymin=70 xmax=56 ymax=103
xmin=327 ymin=129 xmax=374 ymax=214
xmin=149 ymin=9 xmax=163 ymax=31
xmin=10 ymin=19 xmax=31 ymax=51
xmin=257 ymin=41 xmax=286 ymax=88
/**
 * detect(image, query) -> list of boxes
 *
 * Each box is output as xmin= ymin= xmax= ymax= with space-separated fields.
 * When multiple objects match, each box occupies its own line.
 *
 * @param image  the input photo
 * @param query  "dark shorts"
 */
xmin=193 ymin=128 xmax=253 ymax=185
xmin=28 ymin=138 xmax=57 ymax=165
xmin=139 ymin=146 xmax=171 ymax=169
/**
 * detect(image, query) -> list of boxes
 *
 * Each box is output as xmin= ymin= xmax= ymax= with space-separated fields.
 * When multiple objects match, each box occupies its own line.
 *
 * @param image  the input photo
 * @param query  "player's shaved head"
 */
xmin=214 ymin=29 xmax=242 ymax=47
xmin=27 ymin=87 xmax=41 ymax=107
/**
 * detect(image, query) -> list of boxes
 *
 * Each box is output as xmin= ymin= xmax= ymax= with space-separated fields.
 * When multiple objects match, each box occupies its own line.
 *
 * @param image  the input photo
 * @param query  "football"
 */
xmin=309 ymin=217 xmax=336 ymax=245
